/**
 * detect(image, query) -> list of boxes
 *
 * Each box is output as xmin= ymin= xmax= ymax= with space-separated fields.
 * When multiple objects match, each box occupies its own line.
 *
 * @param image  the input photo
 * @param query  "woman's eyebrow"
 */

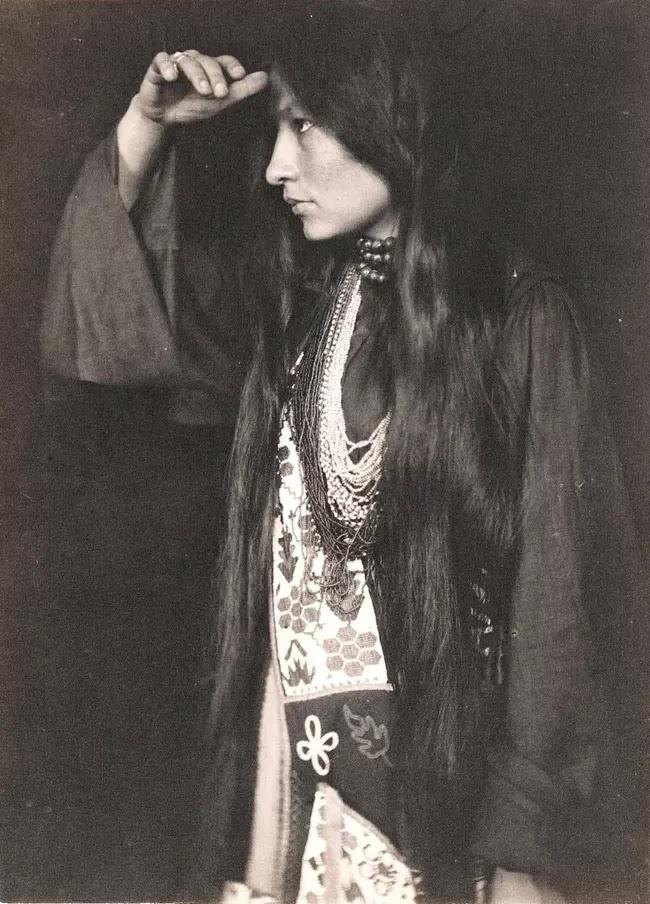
xmin=275 ymin=101 xmax=309 ymax=121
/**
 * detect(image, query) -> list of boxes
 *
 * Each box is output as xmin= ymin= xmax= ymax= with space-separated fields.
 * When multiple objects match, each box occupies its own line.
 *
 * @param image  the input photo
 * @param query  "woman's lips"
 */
xmin=285 ymin=196 xmax=311 ymax=214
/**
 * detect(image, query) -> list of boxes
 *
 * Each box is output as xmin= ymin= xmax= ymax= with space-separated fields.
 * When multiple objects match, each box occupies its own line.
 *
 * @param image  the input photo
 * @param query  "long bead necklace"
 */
xmin=318 ymin=269 xmax=390 ymax=528
xmin=289 ymin=263 xmax=391 ymax=611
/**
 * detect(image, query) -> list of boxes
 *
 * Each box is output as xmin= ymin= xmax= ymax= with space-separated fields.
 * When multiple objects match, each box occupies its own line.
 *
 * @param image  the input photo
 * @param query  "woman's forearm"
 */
xmin=116 ymin=94 xmax=167 ymax=210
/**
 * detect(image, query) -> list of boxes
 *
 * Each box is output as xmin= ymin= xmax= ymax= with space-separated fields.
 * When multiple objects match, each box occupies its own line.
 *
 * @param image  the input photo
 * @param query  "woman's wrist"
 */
xmin=128 ymin=92 xmax=169 ymax=130
xmin=116 ymin=95 xmax=168 ymax=209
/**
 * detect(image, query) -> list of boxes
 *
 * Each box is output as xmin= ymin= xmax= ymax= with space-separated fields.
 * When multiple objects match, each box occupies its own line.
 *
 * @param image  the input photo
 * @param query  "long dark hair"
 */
xmin=198 ymin=1 xmax=526 ymax=886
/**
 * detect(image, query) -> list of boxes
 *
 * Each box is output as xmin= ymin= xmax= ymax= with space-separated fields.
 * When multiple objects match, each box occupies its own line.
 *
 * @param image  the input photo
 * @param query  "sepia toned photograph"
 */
xmin=1 ymin=1 xmax=647 ymax=902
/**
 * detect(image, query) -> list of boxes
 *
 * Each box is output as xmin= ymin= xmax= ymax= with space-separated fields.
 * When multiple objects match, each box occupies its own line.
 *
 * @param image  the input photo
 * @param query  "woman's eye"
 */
xmin=295 ymin=118 xmax=314 ymax=134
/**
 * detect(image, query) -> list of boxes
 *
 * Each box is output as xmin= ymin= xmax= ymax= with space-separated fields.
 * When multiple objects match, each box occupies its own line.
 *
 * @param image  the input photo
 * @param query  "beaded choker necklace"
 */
xmin=356 ymin=235 xmax=395 ymax=283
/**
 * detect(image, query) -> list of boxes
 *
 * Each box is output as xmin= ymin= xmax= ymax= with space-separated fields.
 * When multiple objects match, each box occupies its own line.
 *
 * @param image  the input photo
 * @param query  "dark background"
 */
xmin=1 ymin=1 xmax=648 ymax=901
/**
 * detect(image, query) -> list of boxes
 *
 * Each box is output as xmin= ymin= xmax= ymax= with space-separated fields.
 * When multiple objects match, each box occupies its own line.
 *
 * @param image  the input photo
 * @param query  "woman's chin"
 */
xmin=299 ymin=217 xmax=348 ymax=243
xmin=300 ymin=220 xmax=331 ymax=242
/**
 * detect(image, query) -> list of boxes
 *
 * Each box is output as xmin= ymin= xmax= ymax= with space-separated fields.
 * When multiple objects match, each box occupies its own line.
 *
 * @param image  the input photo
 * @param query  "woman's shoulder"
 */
xmin=501 ymin=245 xmax=578 ymax=315
xmin=497 ymin=245 xmax=584 ymax=345
xmin=491 ymin=246 xmax=589 ymax=393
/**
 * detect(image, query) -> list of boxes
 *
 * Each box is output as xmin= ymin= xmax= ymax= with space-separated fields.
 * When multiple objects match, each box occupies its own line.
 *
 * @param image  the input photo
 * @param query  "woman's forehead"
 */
xmin=269 ymin=69 xmax=307 ymax=115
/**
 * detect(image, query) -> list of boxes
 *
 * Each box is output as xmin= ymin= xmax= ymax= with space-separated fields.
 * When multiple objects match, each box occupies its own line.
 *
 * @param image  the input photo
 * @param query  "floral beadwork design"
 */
xmin=343 ymin=704 xmax=392 ymax=766
xmin=278 ymin=528 xmax=299 ymax=583
xmin=296 ymin=715 xmax=339 ymax=777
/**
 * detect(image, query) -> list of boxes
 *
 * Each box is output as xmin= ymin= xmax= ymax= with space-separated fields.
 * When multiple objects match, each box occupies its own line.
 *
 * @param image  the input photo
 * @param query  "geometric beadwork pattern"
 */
xmin=323 ymin=624 xmax=382 ymax=678
xmin=295 ymin=784 xmax=419 ymax=903
xmin=273 ymin=414 xmax=391 ymax=699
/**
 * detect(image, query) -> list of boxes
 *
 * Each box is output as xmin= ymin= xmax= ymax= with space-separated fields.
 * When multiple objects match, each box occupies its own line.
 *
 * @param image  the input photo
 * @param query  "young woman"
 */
xmin=43 ymin=4 xmax=630 ymax=903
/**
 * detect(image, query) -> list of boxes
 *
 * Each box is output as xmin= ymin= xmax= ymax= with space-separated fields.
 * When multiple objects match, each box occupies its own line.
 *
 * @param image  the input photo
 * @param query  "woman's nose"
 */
xmin=265 ymin=128 xmax=298 ymax=185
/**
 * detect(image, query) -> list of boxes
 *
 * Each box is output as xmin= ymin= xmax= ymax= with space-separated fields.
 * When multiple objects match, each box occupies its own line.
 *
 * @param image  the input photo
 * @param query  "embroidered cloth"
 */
xmin=245 ymin=414 xmax=418 ymax=903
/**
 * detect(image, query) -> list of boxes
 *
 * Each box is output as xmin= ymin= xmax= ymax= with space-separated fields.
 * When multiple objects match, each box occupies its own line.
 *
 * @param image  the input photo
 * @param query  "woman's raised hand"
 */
xmin=136 ymin=50 xmax=269 ymax=125
xmin=117 ymin=51 xmax=268 ymax=208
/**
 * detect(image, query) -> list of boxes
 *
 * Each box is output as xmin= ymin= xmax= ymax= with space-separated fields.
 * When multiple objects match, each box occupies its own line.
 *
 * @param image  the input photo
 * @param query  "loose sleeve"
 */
xmin=41 ymin=134 xmax=179 ymax=385
xmin=470 ymin=279 xmax=638 ymax=881
xmin=40 ymin=134 xmax=247 ymax=424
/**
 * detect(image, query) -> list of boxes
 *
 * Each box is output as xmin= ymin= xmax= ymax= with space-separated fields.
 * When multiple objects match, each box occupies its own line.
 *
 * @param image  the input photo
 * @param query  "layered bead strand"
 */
xmin=318 ymin=268 xmax=390 ymax=529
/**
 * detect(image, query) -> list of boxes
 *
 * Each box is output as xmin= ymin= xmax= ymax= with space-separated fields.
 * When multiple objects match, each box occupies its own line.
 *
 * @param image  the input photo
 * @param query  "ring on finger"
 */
xmin=170 ymin=51 xmax=189 ymax=63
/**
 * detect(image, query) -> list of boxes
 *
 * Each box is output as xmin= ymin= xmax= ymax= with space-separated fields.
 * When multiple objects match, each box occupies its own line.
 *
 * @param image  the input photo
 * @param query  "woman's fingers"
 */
xmin=172 ymin=51 xmax=215 ymax=96
xmin=171 ymin=51 xmax=269 ymax=110
xmin=182 ymin=52 xmax=263 ymax=99
xmin=222 ymin=70 xmax=269 ymax=105
xmin=137 ymin=50 xmax=268 ymax=124
xmin=168 ymin=71 xmax=268 ymax=123
xmin=188 ymin=52 xmax=231 ymax=98
xmin=147 ymin=51 xmax=180 ymax=84
xmin=214 ymin=54 xmax=248 ymax=81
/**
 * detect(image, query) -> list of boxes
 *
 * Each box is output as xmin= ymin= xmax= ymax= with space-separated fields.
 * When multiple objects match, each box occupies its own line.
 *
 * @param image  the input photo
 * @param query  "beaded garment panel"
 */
xmin=273 ymin=415 xmax=391 ymax=700
xmin=295 ymin=784 xmax=419 ymax=903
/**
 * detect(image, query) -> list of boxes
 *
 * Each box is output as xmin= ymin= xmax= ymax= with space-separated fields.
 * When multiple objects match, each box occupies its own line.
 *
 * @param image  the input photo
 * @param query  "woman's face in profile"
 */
xmin=265 ymin=72 xmax=397 ymax=242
